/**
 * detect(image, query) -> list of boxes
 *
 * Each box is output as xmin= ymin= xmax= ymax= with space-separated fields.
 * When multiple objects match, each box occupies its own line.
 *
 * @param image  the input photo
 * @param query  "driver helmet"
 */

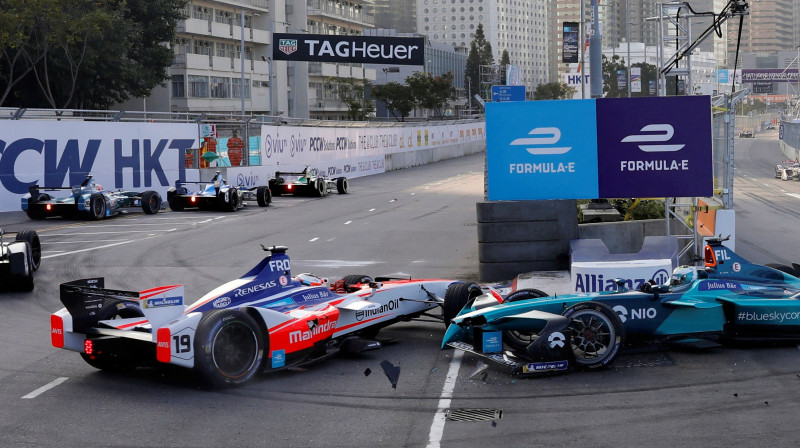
xmin=95 ymin=184 xmax=103 ymax=191
xmin=670 ymin=266 xmax=697 ymax=287
xmin=296 ymin=273 xmax=328 ymax=287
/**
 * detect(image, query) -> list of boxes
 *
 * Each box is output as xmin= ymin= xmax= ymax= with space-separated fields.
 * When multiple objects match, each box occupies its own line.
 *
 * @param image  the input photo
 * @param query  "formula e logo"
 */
xmin=621 ymin=124 xmax=685 ymax=152
xmin=548 ymin=332 xmax=566 ymax=348
xmin=510 ymin=127 xmax=571 ymax=155
xmin=612 ymin=305 xmax=657 ymax=323
xmin=279 ymin=39 xmax=298 ymax=55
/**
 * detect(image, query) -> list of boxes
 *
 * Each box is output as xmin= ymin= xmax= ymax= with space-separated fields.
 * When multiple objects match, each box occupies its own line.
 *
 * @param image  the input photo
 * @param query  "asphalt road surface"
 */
xmin=2 ymin=142 xmax=800 ymax=448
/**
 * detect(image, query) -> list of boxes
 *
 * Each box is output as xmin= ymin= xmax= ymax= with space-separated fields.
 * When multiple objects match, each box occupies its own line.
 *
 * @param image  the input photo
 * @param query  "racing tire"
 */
xmin=80 ymin=307 xmax=145 ymax=372
xmin=194 ymin=309 xmax=264 ymax=388
xmin=256 ymin=186 xmax=272 ymax=207
xmin=503 ymin=288 xmax=549 ymax=303
xmin=314 ymin=179 xmax=326 ymax=197
xmin=221 ymin=189 xmax=239 ymax=212
xmin=766 ymin=263 xmax=799 ymax=277
xmin=15 ymin=230 xmax=41 ymax=271
xmin=167 ymin=188 xmax=185 ymax=211
xmin=140 ymin=190 xmax=161 ymax=215
xmin=341 ymin=275 xmax=374 ymax=292
xmin=89 ymin=193 xmax=106 ymax=220
xmin=562 ymin=301 xmax=624 ymax=370
xmin=443 ymin=282 xmax=483 ymax=327
xmin=502 ymin=289 xmax=553 ymax=352
xmin=336 ymin=177 xmax=349 ymax=194
xmin=25 ymin=207 xmax=47 ymax=220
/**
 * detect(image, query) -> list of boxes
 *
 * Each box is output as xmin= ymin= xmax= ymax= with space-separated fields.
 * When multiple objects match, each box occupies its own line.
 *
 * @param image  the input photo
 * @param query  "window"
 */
xmin=210 ymin=77 xmax=231 ymax=98
xmin=171 ymin=75 xmax=185 ymax=98
xmin=189 ymin=76 xmax=209 ymax=97
xmin=215 ymin=10 xmax=233 ymax=25
xmin=193 ymin=6 xmax=212 ymax=21
xmin=232 ymin=77 xmax=251 ymax=99
xmin=193 ymin=39 xmax=212 ymax=56
xmin=217 ymin=43 xmax=235 ymax=58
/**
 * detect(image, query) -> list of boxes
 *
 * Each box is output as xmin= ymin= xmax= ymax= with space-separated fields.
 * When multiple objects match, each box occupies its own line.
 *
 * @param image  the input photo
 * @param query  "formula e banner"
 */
xmin=486 ymin=96 xmax=712 ymax=200
xmin=272 ymin=34 xmax=425 ymax=65
xmin=0 ymin=121 xmax=197 ymax=211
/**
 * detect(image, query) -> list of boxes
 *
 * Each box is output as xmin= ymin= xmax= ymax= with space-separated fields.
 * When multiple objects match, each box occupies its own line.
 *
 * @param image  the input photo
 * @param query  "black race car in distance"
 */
xmin=269 ymin=167 xmax=348 ymax=197
xmin=167 ymin=171 xmax=272 ymax=212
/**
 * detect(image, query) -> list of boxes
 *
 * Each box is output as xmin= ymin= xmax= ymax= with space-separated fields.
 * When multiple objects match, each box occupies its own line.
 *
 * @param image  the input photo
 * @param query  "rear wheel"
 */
xmin=194 ymin=310 xmax=264 ymax=387
xmin=15 ymin=230 xmax=41 ymax=271
xmin=563 ymin=301 xmax=624 ymax=370
xmin=221 ymin=189 xmax=239 ymax=212
xmin=140 ymin=191 xmax=161 ymax=214
xmin=314 ymin=179 xmax=326 ymax=197
xmin=167 ymin=188 xmax=185 ymax=211
xmin=256 ymin=186 xmax=272 ymax=207
xmin=336 ymin=177 xmax=349 ymax=194
xmin=89 ymin=194 xmax=106 ymax=220
xmin=443 ymin=282 xmax=483 ymax=327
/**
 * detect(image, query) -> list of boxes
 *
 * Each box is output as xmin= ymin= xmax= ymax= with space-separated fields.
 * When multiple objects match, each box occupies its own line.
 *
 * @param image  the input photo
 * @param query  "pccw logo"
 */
xmin=279 ymin=39 xmax=298 ymax=55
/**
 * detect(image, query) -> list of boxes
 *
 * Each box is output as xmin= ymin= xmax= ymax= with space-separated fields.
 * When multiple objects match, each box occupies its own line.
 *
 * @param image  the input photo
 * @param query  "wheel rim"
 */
xmin=568 ymin=310 xmax=615 ymax=364
xmin=148 ymin=195 xmax=159 ymax=212
xmin=211 ymin=322 xmax=258 ymax=378
xmin=93 ymin=197 xmax=105 ymax=217
xmin=30 ymin=236 xmax=41 ymax=267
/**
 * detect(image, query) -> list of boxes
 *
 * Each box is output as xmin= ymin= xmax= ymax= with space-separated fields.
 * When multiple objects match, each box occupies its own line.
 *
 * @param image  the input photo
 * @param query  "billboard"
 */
xmin=741 ymin=69 xmax=799 ymax=83
xmin=491 ymin=85 xmax=526 ymax=102
xmin=562 ymin=22 xmax=580 ymax=63
xmin=271 ymin=34 xmax=425 ymax=65
xmin=486 ymin=96 xmax=713 ymax=200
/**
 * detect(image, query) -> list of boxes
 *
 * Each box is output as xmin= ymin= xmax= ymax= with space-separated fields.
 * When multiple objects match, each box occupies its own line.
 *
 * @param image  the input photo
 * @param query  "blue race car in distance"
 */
xmin=442 ymin=238 xmax=800 ymax=377
xmin=22 ymin=175 xmax=161 ymax=220
xmin=167 ymin=171 xmax=272 ymax=212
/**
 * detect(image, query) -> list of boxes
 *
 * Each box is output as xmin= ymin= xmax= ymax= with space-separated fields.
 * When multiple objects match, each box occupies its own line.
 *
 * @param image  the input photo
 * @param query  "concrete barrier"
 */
xmin=384 ymin=140 xmax=485 ymax=171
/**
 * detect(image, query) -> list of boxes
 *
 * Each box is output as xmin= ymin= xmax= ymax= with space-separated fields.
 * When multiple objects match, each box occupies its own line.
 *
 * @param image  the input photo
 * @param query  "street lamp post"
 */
xmin=240 ymin=9 xmax=246 ymax=121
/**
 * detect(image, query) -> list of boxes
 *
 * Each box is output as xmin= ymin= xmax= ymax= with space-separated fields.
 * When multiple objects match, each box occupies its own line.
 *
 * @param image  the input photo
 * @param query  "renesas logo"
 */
xmin=356 ymin=299 xmax=399 ymax=321
xmin=612 ymin=305 xmax=657 ymax=323
xmin=233 ymin=281 xmax=277 ymax=297
xmin=509 ymin=127 xmax=575 ymax=175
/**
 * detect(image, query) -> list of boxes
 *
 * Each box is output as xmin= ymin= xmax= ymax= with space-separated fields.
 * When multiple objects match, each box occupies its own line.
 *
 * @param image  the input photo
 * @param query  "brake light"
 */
xmin=46 ymin=203 xmax=52 ymax=212
xmin=51 ymin=315 xmax=64 ymax=348
xmin=190 ymin=196 xmax=197 ymax=203
xmin=287 ymin=184 xmax=293 ymax=190
xmin=156 ymin=328 xmax=171 ymax=363
xmin=84 ymin=339 xmax=93 ymax=355
xmin=704 ymin=245 xmax=717 ymax=267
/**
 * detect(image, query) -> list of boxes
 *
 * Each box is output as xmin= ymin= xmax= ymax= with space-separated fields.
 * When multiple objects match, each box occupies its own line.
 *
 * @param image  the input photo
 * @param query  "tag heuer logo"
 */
xmin=279 ymin=39 xmax=298 ymax=55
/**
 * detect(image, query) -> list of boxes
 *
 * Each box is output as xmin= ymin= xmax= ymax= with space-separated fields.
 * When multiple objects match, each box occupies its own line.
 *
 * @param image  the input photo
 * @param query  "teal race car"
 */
xmin=21 ymin=175 xmax=161 ymax=220
xmin=443 ymin=238 xmax=800 ymax=377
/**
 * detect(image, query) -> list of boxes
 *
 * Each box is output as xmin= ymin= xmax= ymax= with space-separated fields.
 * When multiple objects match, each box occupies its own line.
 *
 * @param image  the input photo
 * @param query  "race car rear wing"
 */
xmin=60 ymin=278 xmax=185 ymax=334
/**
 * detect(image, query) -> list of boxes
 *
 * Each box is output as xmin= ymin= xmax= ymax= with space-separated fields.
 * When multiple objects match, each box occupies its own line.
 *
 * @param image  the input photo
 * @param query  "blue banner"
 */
xmin=486 ymin=96 xmax=713 ymax=200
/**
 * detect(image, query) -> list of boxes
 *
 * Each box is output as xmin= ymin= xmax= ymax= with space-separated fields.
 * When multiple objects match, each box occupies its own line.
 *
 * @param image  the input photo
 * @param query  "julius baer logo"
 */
xmin=508 ymin=127 xmax=575 ymax=174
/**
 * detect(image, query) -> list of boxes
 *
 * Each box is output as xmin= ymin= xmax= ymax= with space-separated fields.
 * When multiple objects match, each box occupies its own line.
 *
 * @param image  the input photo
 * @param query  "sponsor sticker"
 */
xmin=522 ymin=360 xmax=569 ymax=373
xmin=271 ymin=350 xmax=286 ymax=368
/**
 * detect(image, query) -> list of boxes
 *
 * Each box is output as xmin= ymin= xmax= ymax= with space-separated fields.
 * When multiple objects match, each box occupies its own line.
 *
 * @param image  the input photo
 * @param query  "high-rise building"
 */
xmin=728 ymin=0 xmax=794 ymax=63
xmin=417 ymin=0 xmax=549 ymax=96
xmin=371 ymin=0 xmax=417 ymax=33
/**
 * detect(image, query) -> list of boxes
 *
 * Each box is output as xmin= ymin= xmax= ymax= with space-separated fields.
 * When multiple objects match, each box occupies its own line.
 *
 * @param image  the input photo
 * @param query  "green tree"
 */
xmin=333 ymin=76 xmax=374 ymax=121
xmin=602 ymin=55 xmax=678 ymax=98
xmin=407 ymin=71 xmax=455 ymax=119
xmin=1 ymin=0 xmax=187 ymax=109
xmin=464 ymin=23 xmax=494 ymax=103
xmin=533 ymin=82 xmax=575 ymax=100
xmin=499 ymin=49 xmax=510 ymax=85
xmin=371 ymin=82 xmax=415 ymax=121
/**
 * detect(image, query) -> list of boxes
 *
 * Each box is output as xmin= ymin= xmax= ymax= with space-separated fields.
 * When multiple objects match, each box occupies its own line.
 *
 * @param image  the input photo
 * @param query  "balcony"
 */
xmin=306 ymin=1 xmax=375 ymax=26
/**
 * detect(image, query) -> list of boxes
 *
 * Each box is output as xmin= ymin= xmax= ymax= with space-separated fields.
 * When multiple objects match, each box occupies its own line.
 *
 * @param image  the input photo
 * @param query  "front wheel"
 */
xmin=336 ymin=177 xmax=349 ymax=194
xmin=256 ymin=186 xmax=272 ymax=207
xmin=443 ymin=282 xmax=483 ymax=327
xmin=15 ymin=230 xmax=41 ymax=271
xmin=502 ymin=289 xmax=550 ymax=351
xmin=140 ymin=191 xmax=161 ymax=214
xmin=562 ymin=301 xmax=624 ymax=370
xmin=89 ymin=194 xmax=106 ymax=220
xmin=194 ymin=310 xmax=264 ymax=388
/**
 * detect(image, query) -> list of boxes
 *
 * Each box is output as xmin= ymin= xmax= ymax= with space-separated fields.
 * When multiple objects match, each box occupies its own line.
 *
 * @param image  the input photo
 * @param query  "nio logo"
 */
xmin=510 ymin=127 xmax=572 ymax=155
xmin=612 ymin=305 xmax=657 ymax=323
xmin=621 ymin=124 xmax=685 ymax=152
xmin=548 ymin=332 xmax=566 ymax=348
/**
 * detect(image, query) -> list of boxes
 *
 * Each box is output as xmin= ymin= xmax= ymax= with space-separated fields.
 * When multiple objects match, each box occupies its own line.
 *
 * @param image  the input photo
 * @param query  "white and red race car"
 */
xmin=50 ymin=246 xmax=498 ymax=387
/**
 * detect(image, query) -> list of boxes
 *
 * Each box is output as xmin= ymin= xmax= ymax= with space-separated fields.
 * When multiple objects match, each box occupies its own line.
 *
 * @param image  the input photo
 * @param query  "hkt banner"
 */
xmin=0 ymin=121 xmax=196 ymax=211
xmin=486 ymin=96 xmax=712 ymax=200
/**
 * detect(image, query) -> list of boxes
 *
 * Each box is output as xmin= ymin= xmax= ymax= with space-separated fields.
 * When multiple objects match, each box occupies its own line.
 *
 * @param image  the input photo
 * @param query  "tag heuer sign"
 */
xmin=279 ymin=39 xmax=298 ymax=55
xmin=272 ymin=33 xmax=425 ymax=66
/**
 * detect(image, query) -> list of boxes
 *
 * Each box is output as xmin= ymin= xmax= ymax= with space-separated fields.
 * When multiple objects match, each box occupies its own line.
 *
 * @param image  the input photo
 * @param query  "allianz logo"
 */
xmin=621 ymin=124 xmax=685 ymax=152
xmin=510 ymin=127 xmax=572 ymax=155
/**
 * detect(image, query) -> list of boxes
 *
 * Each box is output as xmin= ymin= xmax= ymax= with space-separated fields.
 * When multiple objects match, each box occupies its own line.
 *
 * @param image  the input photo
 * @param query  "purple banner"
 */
xmin=595 ymin=96 xmax=713 ymax=198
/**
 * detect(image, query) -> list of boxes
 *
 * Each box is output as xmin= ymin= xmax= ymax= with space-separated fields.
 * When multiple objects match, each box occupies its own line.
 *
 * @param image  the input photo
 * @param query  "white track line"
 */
xmin=427 ymin=350 xmax=463 ymax=448
xmin=22 ymin=377 xmax=68 ymax=399
xmin=41 ymin=240 xmax=135 ymax=259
